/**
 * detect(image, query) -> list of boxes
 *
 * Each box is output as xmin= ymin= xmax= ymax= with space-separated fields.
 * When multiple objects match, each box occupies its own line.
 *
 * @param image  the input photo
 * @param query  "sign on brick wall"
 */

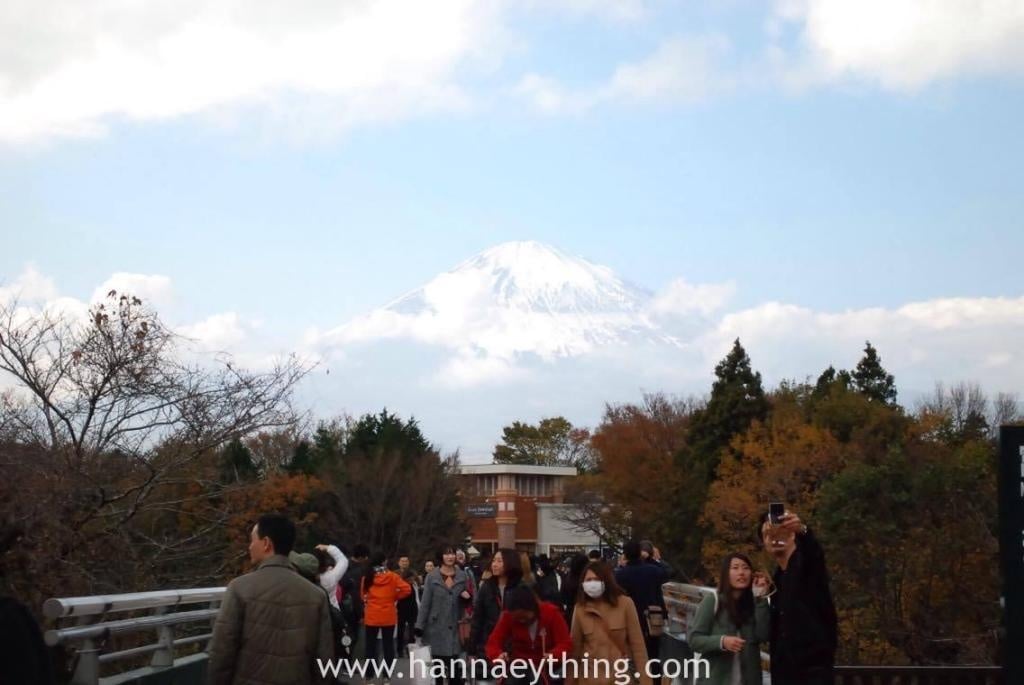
xmin=466 ymin=503 xmax=498 ymax=518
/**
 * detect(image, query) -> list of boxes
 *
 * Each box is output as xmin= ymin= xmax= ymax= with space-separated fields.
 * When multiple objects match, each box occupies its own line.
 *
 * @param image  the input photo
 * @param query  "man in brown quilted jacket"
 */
xmin=208 ymin=514 xmax=335 ymax=684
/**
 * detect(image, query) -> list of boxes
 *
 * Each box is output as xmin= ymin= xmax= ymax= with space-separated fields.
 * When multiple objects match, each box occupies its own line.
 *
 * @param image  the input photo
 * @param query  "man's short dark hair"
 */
xmin=352 ymin=543 xmax=370 ymax=559
xmin=256 ymin=514 xmax=296 ymax=556
xmin=623 ymin=540 xmax=641 ymax=562
xmin=588 ymin=550 xmax=602 ymax=560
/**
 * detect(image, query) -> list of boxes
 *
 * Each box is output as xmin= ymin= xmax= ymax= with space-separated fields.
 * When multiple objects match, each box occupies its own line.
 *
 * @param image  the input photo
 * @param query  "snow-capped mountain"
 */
xmin=386 ymin=241 xmax=651 ymax=316
xmin=321 ymin=241 xmax=679 ymax=360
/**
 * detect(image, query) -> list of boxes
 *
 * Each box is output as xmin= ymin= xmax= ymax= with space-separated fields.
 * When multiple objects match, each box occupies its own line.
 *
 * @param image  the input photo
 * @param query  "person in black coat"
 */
xmin=468 ymin=548 xmax=523 ymax=659
xmin=0 ymin=595 xmax=55 ymax=684
xmin=534 ymin=555 xmax=563 ymax=609
xmin=758 ymin=510 xmax=838 ymax=685
xmin=615 ymin=541 xmax=672 ymax=684
xmin=342 ymin=543 xmax=370 ymax=657
xmin=561 ymin=553 xmax=589 ymax=626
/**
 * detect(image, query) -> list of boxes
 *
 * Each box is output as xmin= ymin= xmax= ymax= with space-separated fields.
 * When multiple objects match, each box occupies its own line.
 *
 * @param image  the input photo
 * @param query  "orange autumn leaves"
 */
xmin=701 ymin=399 xmax=843 ymax=570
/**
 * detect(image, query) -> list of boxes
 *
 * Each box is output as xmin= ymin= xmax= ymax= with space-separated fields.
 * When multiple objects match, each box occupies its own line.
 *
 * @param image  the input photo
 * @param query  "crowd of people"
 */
xmin=207 ymin=510 xmax=837 ymax=685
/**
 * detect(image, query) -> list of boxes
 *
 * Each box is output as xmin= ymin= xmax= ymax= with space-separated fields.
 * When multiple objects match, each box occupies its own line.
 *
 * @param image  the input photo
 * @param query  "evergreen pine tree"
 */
xmin=813 ymin=365 xmax=852 ymax=403
xmin=286 ymin=440 xmax=316 ymax=475
xmin=852 ymin=341 xmax=898 ymax=405
xmin=220 ymin=438 xmax=259 ymax=482
xmin=687 ymin=338 xmax=770 ymax=476
xmin=813 ymin=365 xmax=837 ymax=401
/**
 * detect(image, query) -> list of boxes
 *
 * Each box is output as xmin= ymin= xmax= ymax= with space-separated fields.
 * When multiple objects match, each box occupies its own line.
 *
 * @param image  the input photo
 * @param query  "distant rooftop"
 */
xmin=458 ymin=464 xmax=578 ymax=476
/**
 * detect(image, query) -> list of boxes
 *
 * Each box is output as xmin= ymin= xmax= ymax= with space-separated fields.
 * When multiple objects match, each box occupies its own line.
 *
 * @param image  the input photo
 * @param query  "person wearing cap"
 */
xmin=207 ymin=514 xmax=334 ymax=685
xmin=293 ymin=550 xmax=353 ymax=667
xmin=291 ymin=551 xmax=322 ymax=580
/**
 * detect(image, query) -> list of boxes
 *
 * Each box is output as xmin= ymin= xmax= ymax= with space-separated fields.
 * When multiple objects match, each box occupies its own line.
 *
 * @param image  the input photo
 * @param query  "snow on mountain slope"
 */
xmin=317 ymin=241 xmax=681 ymax=362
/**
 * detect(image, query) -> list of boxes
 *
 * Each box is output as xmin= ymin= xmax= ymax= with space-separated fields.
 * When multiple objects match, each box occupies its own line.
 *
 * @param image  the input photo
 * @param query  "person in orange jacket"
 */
xmin=486 ymin=585 xmax=573 ymax=685
xmin=361 ymin=551 xmax=413 ymax=684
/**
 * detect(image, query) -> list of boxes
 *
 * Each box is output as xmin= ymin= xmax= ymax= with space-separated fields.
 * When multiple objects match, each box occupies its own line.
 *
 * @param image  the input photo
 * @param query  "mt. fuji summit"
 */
xmin=319 ymin=241 xmax=681 ymax=361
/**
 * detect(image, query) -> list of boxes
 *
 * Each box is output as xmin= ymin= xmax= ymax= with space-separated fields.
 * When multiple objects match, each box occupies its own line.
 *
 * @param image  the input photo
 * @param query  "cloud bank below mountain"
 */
xmin=3 ymin=244 xmax=1022 ymax=458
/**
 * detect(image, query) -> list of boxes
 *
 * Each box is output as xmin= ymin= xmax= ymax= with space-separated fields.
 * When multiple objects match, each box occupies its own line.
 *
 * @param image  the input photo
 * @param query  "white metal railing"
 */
xmin=44 ymin=587 xmax=226 ymax=685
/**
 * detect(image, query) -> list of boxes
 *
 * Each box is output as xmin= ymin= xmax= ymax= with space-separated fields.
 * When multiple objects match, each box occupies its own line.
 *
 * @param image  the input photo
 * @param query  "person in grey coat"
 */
xmin=414 ymin=545 xmax=471 ymax=685
xmin=687 ymin=553 xmax=771 ymax=685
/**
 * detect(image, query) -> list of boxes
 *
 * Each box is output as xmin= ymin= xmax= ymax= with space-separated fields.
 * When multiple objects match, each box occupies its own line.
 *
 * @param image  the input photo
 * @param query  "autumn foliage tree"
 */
xmin=0 ymin=292 xmax=308 ymax=606
xmin=700 ymin=362 xmax=1011 ymax=667
xmin=701 ymin=388 xmax=844 ymax=572
xmin=493 ymin=416 xmax=597 ymax=472
xmin=299 ymin=410 xmax=467 ymax=563
xmin=569 ymin=394 xmax=700 ymax=572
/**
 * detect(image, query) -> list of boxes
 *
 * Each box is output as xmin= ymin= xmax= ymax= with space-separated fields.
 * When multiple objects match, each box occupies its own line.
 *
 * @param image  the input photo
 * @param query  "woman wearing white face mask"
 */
xmin=569 ymin=561 xmax=650 ymax=685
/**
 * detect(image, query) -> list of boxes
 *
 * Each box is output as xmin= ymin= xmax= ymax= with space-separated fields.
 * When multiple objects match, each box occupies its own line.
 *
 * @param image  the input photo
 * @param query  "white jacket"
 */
xmin=318 ymin=545 xmax=349 ymax=610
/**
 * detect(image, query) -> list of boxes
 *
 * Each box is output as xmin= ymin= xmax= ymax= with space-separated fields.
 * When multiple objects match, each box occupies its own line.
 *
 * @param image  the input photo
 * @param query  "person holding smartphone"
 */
xmin=757 ymin=508 xmax=837 ymax=685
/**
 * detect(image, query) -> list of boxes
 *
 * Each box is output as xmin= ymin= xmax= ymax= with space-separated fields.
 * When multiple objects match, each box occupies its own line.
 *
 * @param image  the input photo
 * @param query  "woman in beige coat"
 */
xmin=569 ymin=561 xmax=651 ymax=685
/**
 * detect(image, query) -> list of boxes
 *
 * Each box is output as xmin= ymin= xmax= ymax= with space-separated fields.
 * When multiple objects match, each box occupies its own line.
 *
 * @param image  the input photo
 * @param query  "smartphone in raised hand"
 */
xmin=769 ymin=502 xmax=785 ymax=526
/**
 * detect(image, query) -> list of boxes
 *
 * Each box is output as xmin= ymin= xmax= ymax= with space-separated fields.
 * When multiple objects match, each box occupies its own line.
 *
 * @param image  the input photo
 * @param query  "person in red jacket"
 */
xmin=486 ymin=585 xmax=573 ymax=685
xmin=362 ymin=551 xmax=413 ymax=684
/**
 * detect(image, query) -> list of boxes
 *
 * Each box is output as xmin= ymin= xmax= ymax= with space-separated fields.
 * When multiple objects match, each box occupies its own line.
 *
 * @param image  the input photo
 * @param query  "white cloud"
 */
xmin=516 ymin=1 xmax=1024 ymax=116
xmin=0 ymin=264 xmax=269 ymax=360
xmin=41 ymin=296 xmax=91 ymax=324
xmin=604 ymin=35 xmax=734 ymax=103
xmin=0 ymin=0 xmax=504 ymax=144
xmin=178 ymin=312 xmax=248 ymax=351
xmin=516 ymin=35 xmax=733 ymax=114
xmin=699 ymin=295 xmax=1024 ymax=392
xmin=0 ymin=264 xmax=59 ymax=303
xmin=514 ymin=74 xmax=593 ymax=115
xmin=526 ymin=0 xmax=649 ymax=23
xmin=773 ymin=0 xmax=1024 ymax=90
xmin=91 ymin=273 xmax=174 ymax=309
xmin=435 ymin=350 xmax=531 ymax=389
xmin=649 ymin=278 xmax=736 ymax=317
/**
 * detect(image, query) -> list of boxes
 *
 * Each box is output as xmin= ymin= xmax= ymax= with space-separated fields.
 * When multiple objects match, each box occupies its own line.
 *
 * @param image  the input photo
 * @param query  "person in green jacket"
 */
xmin=687 ymin=553 xmax=771 ymax=685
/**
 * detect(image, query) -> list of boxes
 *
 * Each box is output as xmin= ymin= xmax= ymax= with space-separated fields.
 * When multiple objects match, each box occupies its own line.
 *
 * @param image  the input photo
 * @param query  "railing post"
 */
xmin=206 ymin=600 xmax=221 ymax=651
xmin=151 ymin=606 xmax=174 ymax=667
xmin=70 ymin=637 xmax=100 ymax=685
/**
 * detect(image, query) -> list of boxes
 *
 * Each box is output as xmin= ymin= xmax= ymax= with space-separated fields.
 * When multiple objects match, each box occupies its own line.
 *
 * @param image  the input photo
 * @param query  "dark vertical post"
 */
xmin=998 ymin=426 xmax=1024 ymax=685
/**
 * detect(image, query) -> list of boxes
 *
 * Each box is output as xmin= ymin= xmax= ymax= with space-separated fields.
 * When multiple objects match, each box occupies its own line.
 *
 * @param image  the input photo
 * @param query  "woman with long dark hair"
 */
xmin=687 ymin=553 xmax=771 ymax=685
xmin=570 ymin=561 xmax=649 ymax=685
xmin=468 ymin=548 xmax=523 ymax=659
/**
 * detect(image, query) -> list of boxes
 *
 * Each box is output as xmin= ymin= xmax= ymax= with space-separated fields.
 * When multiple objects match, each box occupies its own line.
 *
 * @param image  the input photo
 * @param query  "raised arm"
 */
xmin=318 ymin=545 xmax=349 ymax=592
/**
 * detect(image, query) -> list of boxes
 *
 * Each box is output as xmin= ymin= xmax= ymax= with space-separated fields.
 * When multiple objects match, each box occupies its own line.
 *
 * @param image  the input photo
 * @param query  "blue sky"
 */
xmin=2 ymin=1 xmax=1023 ymax=455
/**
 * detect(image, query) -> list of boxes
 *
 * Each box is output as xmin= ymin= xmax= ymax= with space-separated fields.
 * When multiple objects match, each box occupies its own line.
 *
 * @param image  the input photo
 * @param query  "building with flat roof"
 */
xmin=458 ymin=463 xmax=600 ymax=557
